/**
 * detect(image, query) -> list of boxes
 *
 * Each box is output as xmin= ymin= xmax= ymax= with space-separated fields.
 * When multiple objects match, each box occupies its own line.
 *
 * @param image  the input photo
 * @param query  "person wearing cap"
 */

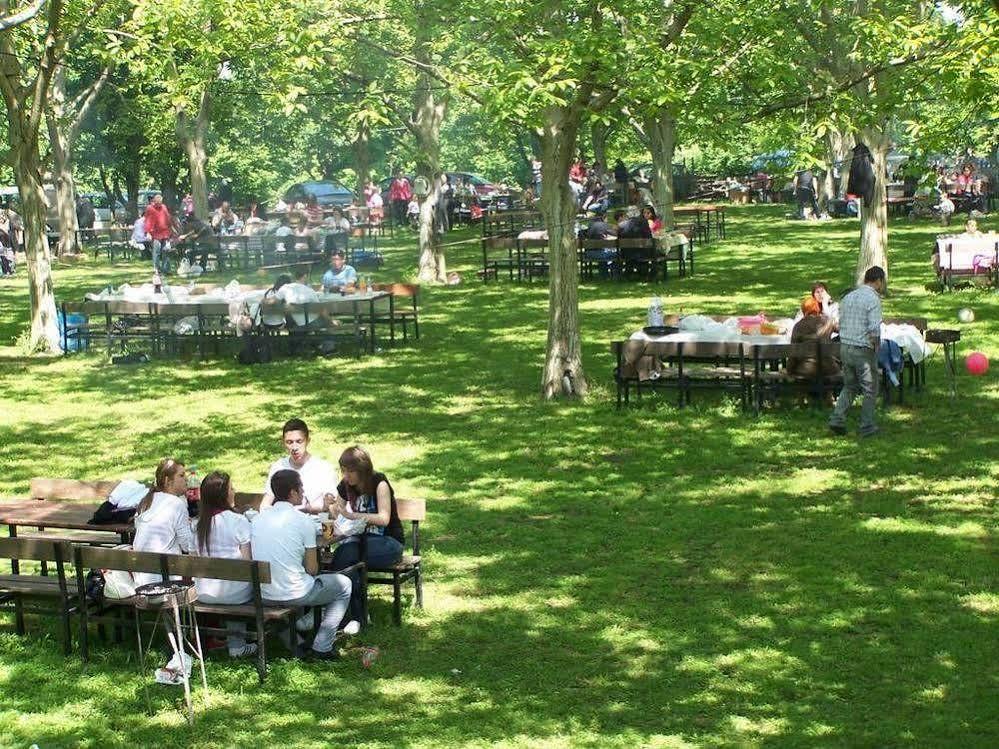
xmin=321 ymin=250 xmax=358 ymax=292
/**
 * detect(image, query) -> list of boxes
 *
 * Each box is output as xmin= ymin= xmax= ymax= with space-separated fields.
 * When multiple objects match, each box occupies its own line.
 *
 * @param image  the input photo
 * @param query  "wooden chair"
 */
xmin=516 ymin=237 xmax=549 ymax=282
xmin=363 ymin=498 xmax=426 ymax=626
xmin=0 ymin=537 xmax=76 ymax=654
xmin=481 ymin=236 xmax=518 ymax=282
xmin=371 ymin=283 xmax=420 ymax=343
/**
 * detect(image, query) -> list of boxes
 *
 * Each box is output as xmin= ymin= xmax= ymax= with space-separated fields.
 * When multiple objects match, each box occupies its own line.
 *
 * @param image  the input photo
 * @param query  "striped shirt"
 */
xmin=837 ymin=284 xmax=882 ymax=349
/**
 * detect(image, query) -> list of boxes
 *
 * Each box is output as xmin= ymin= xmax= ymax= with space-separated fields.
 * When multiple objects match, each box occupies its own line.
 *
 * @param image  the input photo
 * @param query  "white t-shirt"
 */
xmin=132 ymin=491 xmax=194 ymax=588
xmin=277 ymin=282 xmax=320 ymax=328
xmin=193 ymin=510 xmax=252 ymax=603
xmin=264 ymin=454 xmax=337 ymax=511
xmin=251 ymin=502 xmax=316 ymax=601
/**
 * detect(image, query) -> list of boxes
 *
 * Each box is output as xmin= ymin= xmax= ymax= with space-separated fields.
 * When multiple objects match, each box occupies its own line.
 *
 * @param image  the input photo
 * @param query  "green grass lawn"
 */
xmin=0 ymin=206 xmax=996 ymax=748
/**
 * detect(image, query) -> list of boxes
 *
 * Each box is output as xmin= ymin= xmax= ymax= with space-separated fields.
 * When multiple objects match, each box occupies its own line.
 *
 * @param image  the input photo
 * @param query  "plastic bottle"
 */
xmin=647 ymin=296 xmax=664 ymax=328
xmin=186 ymin=465 xmax=199 ymax=503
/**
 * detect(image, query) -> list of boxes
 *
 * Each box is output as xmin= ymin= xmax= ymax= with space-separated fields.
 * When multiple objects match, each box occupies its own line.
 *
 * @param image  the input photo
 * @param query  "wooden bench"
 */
xmin=612 ymin=338 xmax=843 ymax=414
xmin=73 ymin=545 xmax=295 ymax=683
xmin=0 ymin=537 xmax=76 ymax=654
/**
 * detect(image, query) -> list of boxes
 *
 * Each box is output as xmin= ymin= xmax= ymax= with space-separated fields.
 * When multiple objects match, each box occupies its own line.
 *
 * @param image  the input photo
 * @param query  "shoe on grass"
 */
xmin=860 ymin=427 xmax=880 ymax=438
xmin=340 ymin=620 xmax=361 ymax=637
xmin=829 ymin=424 xmax=847 ymax=435
xmin=305 ymin=647 xmax=341 ymax=662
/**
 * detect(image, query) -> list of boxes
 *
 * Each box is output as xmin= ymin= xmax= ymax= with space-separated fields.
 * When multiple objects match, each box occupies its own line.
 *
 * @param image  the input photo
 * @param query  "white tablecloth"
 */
xmin=630 ymin=317 xmax=933 ymax=362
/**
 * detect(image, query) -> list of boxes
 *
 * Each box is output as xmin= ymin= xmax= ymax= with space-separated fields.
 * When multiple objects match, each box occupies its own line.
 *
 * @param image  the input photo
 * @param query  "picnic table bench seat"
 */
xmin=0 ymin=537 xmax=77 ymax=655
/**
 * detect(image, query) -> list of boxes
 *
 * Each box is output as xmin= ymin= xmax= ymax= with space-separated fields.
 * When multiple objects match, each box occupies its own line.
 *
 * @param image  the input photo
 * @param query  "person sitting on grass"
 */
xmin=252 ymin=469 xmax=356 ymax=661
xmin=132 ymin=458 xmax=194 ymax=588
xmin=192 ymin=471 xmax=256 ymax=658
xmin=329 ymin=446 xmax=405 ymax=625
xmin=787 ymin=296 xmax=840 ymax=381
xmin=321 ymin=250 xmax=357 ymax=292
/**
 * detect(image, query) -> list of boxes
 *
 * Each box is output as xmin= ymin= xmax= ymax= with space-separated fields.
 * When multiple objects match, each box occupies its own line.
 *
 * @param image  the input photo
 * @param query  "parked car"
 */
xmin=284 ymin=180 xmax=355 ymax=208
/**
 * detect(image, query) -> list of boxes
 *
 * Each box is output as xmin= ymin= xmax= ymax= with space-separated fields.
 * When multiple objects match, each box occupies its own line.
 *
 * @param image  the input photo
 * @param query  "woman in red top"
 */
xmin=143 ymin=194 xmax=173 ymax=273
xmin=388 ymin=172 xmax=412 ymax=226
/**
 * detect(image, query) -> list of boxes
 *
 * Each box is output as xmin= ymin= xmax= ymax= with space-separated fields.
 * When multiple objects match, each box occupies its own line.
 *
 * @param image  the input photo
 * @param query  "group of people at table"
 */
xmin=748 ymin=266 xmax=888 ymax=436
xmin=131 ymin=419 xmax=401 ymax=661
xmin=131 ymin=194 xmax=363 ymax=275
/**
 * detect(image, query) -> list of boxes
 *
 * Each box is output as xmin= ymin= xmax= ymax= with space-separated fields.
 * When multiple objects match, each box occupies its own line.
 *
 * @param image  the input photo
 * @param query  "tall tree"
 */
xmin=0 ymin=0 xmax=64 ymax=350
xmin=46 ymin=51 xmax=110 ymax=254
xmin=469 ymin=0 xmax=627 ymax=398
xmin=124 ymin=0 xmax=305 ymax=218
xmin=755 ymin=0 xmax=962 ymax=284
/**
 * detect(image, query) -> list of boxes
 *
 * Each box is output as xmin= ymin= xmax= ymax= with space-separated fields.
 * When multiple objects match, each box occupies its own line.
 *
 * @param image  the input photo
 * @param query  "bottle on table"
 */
xmin=648 ymin=296 xmax=664 ymax=328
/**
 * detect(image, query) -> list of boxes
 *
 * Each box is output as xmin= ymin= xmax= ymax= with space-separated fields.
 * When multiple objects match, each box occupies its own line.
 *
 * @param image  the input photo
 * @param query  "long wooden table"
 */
xmin=0 ymin=499 xmax=133 ymax=543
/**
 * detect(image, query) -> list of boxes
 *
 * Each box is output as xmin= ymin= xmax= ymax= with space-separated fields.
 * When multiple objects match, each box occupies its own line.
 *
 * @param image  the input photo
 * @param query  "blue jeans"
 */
xmin=264 ymin=573 xmax=351 ymax=653
xmin=332 ymin=535 xmax=403 ymax=623
xmin=830 ymin=344 xmax=878 ymax=434
xmin=151 ymin=239 xmax=171 ymax=273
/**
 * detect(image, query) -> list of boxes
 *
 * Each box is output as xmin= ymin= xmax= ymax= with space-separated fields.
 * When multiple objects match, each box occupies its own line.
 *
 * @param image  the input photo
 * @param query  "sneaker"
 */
xmin=829 ymin=424 xmax=847 ymax=435
xmin=340 ymin=620 xmax=361 ymax=637
xmin=305 ymin=647 xmax=341 ymax=662
xmin=228 ymin=643 xmax=258 ymax=659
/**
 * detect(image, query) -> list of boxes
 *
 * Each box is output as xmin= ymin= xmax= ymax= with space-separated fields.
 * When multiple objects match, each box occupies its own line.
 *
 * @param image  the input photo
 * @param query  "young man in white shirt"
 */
xmin=261 ymin=418 xmax=338 ymax=513
xmin=252 ymin=469 xmax=354 ymax=660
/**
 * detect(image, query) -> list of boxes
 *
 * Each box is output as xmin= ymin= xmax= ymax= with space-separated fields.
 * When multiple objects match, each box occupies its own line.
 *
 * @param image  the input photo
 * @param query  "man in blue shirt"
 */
xmin=829 ymin=266 xmax=885 ymax=437
xmin=321 ymin=250 xmax=357 ymax=292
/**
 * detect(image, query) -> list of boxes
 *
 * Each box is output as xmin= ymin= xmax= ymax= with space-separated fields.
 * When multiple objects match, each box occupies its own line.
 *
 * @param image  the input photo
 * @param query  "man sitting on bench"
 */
xmin=252 ymin=469 xmax=356 ymax=661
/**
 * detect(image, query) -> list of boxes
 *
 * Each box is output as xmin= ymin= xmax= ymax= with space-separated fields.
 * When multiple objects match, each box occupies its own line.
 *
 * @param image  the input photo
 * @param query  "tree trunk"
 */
xmin=591 ymin=119 xmax=610 ymax=168
xmin=539 ymin=106 xmax=587 ymax=400
xmin=14 ymin=146 xmax=61 ymax=351
xmin=830 ymin=128 xmax=854 ymax=198
xmin=48 ymin=120 xmax=79 ymax=255
xmin=182 ymin=127 xmax=209 ymax=218
xmin=646 ymin=111 xmax=676 ymax=227
xmin=177 ymin=89 xmax=210 ymax=218
xmin=857 ymin=126 xmax=890 ymax=286
xmin=411 ymin=58 xmax=448 ymax=282
xmin=46 ymin=71 xmax=79 ymax=255
xmin=352 ymin=120 xmax=370 ymax=192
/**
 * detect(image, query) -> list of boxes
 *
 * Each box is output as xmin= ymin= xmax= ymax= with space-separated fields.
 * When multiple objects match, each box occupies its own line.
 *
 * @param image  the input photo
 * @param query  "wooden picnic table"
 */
xmin=0 ymin=499 xmax=133 ymax=543
xmin=674 ymin=205 xmax=726 ymax=242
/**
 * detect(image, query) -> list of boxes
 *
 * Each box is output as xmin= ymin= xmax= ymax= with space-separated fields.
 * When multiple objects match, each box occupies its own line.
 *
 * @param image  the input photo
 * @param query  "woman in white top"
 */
xmin=132 ymin=458 xmax=195 ymax=588
xmin=193 ymin=472 xmax=256 ymax=658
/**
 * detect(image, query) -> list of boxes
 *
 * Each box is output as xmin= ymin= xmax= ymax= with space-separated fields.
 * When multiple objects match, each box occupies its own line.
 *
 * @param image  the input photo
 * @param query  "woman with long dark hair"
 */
xmin=330 ymin=446 xmax=404 ymax=622
xmin=192 ymin=471 xmax=256 ymax=658
xmin=133 ymin=458 xmax=194 ymax=588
